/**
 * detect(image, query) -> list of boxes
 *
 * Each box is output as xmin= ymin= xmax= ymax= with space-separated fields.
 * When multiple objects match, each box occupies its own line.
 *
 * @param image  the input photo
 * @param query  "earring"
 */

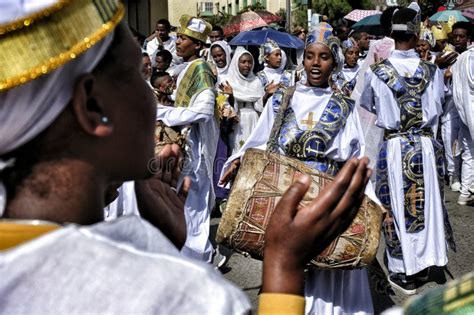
xmin=101 ymin=116 xmax=109 ymax=124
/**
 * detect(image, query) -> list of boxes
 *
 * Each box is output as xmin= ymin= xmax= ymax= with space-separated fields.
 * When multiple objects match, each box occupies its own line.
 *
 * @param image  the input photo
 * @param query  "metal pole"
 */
xmin=286 ymin=0 xmax=291 ymax=32
xmin=307 ymin=0 xmax=313 ymax=30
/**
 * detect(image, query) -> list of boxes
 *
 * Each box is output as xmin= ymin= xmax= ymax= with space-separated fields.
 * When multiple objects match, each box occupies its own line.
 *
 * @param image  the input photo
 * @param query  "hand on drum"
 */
xmin=219 ymin=159 xmax=241 ymax=186
xmin=262 ymin=157 xmax=371 ymax=296
xmin=135 ymin=144 xmax=191 ymax=249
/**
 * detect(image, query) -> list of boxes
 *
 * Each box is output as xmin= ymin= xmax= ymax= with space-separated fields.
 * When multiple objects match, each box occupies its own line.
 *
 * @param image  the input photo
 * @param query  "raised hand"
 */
xmin=219 ymin=81 xmax=234 ymax=96
xmin=265 ymin=80 xmax=280 ymax=95
xmin=262 ymin=157 xmax=371 ymax=295
xmin=435 ymin=51 xmax=458 ymax=69
xmin=134 ymin=144 xmax=191 ymax=249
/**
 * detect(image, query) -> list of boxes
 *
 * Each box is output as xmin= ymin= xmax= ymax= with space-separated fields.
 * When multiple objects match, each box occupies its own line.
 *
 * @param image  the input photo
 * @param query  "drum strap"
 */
xmin=266 ymin=86 xmax=296 ymax=153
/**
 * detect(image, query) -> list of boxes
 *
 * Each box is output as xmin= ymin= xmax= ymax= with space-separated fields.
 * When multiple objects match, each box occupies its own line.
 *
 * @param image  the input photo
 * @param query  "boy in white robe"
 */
xmin=360 ymin=5 xmax=455 ymax=295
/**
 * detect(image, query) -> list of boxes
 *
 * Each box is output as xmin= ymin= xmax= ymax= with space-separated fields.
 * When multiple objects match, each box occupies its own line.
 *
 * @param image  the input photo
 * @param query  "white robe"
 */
xmin=0 ymin=216 xmax=251 ymax=313
xmin=341 ymin=65 xmax=360 ymax=83
xmin=157 ymin=59 xmax=219 ymax=263
xmin=360 ymin=49 xmax=448 ymax=276
xmin=222 ymin=83 xmax=374 ymax=315
xmin=452 ymin=47 xmax=474 ymax=196
xmin=221 ymin=47 xmax=265 ymax=155
xmin=103 ymin=181 xmax=139 ymax=220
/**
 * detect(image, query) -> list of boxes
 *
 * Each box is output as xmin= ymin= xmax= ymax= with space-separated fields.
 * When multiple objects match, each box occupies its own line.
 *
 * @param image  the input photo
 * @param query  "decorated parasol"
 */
xmin=224 ymin=10 xmax=281 ymax=37
xmin=429 ymin=10 xmax=469 ymax=22
xmin=344 ymin=9 xmax=381 ymax=22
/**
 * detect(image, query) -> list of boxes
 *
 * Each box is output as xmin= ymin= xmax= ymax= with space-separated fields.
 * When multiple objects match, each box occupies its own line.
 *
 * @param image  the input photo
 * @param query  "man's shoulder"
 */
xmin=0 ymin=217 xmax=250 ymax=313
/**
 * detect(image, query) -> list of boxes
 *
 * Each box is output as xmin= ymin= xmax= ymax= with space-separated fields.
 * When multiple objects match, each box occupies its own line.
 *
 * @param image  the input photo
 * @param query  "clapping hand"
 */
xmin=262 ymin=157 xmax=371 ymax=295
xmin=134 ymin=144 xmax=191 ymax=249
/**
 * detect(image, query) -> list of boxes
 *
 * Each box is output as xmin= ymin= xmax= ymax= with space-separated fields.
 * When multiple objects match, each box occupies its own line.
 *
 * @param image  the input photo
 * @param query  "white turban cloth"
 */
xmin=0 ymin=32 xmax=115 ymax=215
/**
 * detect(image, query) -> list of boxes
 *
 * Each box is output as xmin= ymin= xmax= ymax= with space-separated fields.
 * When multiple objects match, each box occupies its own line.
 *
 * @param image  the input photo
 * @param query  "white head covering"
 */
xmin=261 ymin=50 xmax=288 ymax=85
xmin=0 ymin=1 xmax=115 ymax=215
xmin=223 ymin=47 xmax=264 ymax=103
xmin=210 ymin=40 xmax=232 ymax=76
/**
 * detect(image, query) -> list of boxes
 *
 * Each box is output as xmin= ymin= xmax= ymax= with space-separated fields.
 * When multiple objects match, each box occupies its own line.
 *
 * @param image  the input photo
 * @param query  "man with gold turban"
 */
xmin=156 ymin=15 xmax=224 ymax=266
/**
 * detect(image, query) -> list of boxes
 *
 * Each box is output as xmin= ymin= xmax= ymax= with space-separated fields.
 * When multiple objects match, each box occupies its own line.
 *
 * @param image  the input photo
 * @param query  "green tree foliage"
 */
xmin=201 ymin=12 xmax=232 ymax=27
xmin=311 ymin=0 xmax=352 ymax=21
xmin=397 ymin=0 xmax=446 ymax=19
xmin=238 ymin=2 xmax=266 ymax=14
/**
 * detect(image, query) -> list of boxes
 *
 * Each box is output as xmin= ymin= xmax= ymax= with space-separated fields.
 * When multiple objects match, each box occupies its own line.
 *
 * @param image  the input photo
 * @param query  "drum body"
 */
xmin=217 ymin=148 xmax=384 ymax=269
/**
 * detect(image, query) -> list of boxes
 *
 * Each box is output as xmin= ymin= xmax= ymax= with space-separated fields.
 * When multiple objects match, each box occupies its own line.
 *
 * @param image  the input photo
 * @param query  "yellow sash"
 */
xmin=0 ymin=221 xmax=59 ymax=251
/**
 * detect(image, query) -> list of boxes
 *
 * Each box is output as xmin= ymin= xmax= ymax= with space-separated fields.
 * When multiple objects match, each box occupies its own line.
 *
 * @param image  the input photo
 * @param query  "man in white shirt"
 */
xmin=146 ymin=18 xmax=182 ymax=68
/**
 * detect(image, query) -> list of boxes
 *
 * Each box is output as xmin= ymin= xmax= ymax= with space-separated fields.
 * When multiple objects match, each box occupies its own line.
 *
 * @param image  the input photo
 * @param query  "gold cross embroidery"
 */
xmin=301 ymin=112 xmax=316 ymax=129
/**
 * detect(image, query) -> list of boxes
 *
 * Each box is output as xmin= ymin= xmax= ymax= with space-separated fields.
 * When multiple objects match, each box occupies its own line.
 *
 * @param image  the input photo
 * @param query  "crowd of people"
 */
xmin=0 ymin=0 xmax=473 ymax=313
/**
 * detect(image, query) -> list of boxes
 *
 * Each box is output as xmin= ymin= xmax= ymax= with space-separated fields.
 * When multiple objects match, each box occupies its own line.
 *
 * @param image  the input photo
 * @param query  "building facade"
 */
xmin=125 ymin=0 xmax=289 ymax=35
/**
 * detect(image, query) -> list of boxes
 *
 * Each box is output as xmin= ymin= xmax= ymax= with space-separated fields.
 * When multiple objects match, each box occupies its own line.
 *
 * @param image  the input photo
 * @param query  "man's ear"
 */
xmin=71 ymin=74 xmax=113 ymax=138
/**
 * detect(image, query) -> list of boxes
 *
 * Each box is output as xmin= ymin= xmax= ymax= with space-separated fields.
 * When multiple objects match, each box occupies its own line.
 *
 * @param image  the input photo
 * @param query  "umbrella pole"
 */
xmin=286 ymin=0 xmax=291 ymax=33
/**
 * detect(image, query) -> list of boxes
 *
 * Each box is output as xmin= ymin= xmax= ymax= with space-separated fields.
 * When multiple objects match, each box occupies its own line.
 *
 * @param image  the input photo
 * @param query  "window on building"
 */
xmin=200 ymin=2 xmax=213 ymax=13
xmin=228 ymin=3 xmax=232 ymax=14
xmin=243 ymin=0 xmax=247 ymax=7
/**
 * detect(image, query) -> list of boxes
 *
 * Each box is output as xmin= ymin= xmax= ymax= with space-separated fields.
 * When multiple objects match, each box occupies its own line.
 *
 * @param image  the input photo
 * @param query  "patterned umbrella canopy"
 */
xmin=429 ymin=10 xmax=469 ymax=22
xmin=224 ymin=11 xmax=281 ymax=37
xmin=344 ymin=9 xmax=381 ymax=22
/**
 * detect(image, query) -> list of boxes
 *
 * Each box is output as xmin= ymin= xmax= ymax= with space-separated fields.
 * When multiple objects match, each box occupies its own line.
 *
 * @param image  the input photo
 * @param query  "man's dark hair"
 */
xmin=151 ymin=71 xmax=170 ymax=88
xmin=452 ymin=21 xmax=472 ymax=39
xmin=352 ymin=31 xmax=366 ymax=41
xmin=156 ymin=19 xmax=171 ymax=31
xmin=156 ymin=50 xmax=172 ymax=64
xmin=142 ymin=52 xmax=149 ymax=57
xmin=380 ymin=6 xmax=401 ymax=36
xmin=212 ymin=25 xmax=223 ymax=34
xmin=391 ymin=8 xmax=418 ymax=42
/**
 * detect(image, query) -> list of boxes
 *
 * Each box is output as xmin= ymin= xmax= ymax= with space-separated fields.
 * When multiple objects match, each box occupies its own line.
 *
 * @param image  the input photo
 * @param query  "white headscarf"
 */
xmin=223 ymin=46 xmax=264 ymax=102
xmin=210 ymin=40 xmax=232 ymax=76
xmin=0 ymin=32 xmax=114 ymax=215
xmin=261 ymin=49 xmax=288 ymax=84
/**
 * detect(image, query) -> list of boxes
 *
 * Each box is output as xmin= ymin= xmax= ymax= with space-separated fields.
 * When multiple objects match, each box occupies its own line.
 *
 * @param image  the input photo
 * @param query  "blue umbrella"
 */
xmin=430 ymin=10 xmax=469 ymax=22
xmin=229 ymin=28 xmax=304 ymax=49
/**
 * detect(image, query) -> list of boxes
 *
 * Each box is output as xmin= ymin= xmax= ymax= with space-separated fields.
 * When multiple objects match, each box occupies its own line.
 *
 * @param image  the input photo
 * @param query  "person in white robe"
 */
xmin=415 ymin=25 xmax=437 ymax=63
xmin=156 ymin=15 xmax=220 ymax=263
xmin=452 ymin=46 xmax=474 ymax=205
xmin=218 ymin=47 xmax=265 ymax=155
xmin=146 ymin=18 xmax=182 ymax=69
xmin=360 ymin=5 xmax=455 ymax=295
xmin=210 ymin=40 xmax=232 ymax=82
xmin=257 ymin=39 xmax=295 ymax=88
xmin=221 ymin=22 xmax=375 ymax=315
xmin=336 ymin=38 xmax=361 ymax=96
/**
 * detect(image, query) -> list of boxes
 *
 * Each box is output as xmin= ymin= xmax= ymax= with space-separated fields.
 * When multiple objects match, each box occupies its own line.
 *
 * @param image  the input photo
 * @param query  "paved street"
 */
xmin=211 ymin=186 xmax=473 ymax=314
